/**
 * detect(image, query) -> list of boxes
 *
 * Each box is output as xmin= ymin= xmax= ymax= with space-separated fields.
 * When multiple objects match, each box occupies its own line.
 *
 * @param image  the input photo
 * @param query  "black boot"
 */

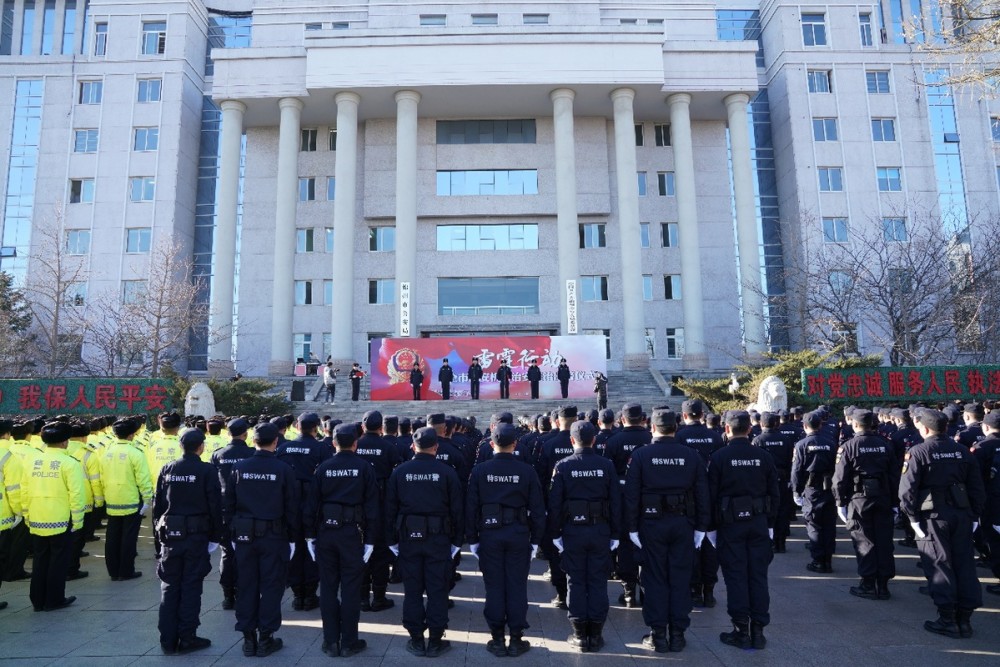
xmin=340 ymin=639 xmax=367 ymax=657
xmin=221 ymin=587 xmax=236 ymax=610
xmin=875 ymin=577 xmax=891 ymax=600
xmin=405 ymin=631 xmax=426 ymax=656
xmin=955 ymin=609 xmax=973 ymax=639
xmin=176 ymin=636 xmax=211 ymax=654
xmin=508 ymin=631 xmax=531 ymax=657
xmin=620 ymin=581 xmax=638 ymax=607
xmin=567 ymin=620 xmax=588 ymax=652
xmin=806 ymin=559 xmax=832 ymax=574
xmin=241 ymin=631 xmax=257 ymax=657
xmin=850 ymin=577 xmax=878 ymax=600
xmin=691 ymin=583 xmax=704 ymax=607
xmin=720 ymin=620 xmax=751 ymax=649
xmin=291 ymin=585 xmax=304 ymax=611
xmin=551 ymin=588 xmax=567 ymax=609
xmin=702 ymin=584 xmax=716 ymax=608
xmin=588 ymin=621 xmax=605 ymax=652
xmin=256 ymin=631 xmax=283 ymax=657
xmin=360 ymin=584 xmax=372 ymax=612
xmin=426 ymin=629 xmax=451 ymax=657
xmin=641 ymin=626 xmax=668 ymax=653
xmin=369 ymin=588 xmax=394 ymax=611
xmin=924 ymin=608 xmax=960 ymax=638
xmin=302 ymin=583 xmax=320 ymax=611
xmin=668 ymin=626 xmax=686 ymax=652
xmin=486 ymin=626 xmax=507 ymax=657
xmin=750 ymin=621 xmax=766 ymax=649
xmin=774 ymin=538 xmax=786 ymax=554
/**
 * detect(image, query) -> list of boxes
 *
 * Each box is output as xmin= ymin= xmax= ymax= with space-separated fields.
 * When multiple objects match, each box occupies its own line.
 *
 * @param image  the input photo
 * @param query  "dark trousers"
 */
xmin=2 ymin=520 xmax=29 ymax=579
xmin=412 ymin=385 xmax=421 ymax=400
xmin=288 ymin=532 xmax=319 ymax=589
xmin=541 ymin=526 xmax=566 ymax=596
xmin=105 ymin=512 xmax=142 ymax=578
xmin=400 ymin=535 xmax=451 ymax=634
xmin=802 ymin=489 xmax=837 ymax=561
xmin=640 ymin=518 xmax=695 ymax=630
xmin=562 ymin=524 xmax=611 ymax=623
xmin=717 ymin=516 xmax=773 ymax=625
xmin=530 ymin=382 xmax=539 ymax=399
xmin=362 ymin=541 xmax=391 ymax=597
xmin=157 ymin=537 xmax=211 ymax=644
xmin=559 ymin=380 xmax=569 ymax=399
xmin=499 ymin=382 xmax=510 ymax=399
xmin=597 ymin=396 xmax=607 ymax=411
xmin=919 ymin=515 xmax=982 ymax=611
xmin=325 ymin=384 xmax=336 ymax=402
xmin=351 ymin=379 xmax=361 ymax=401
xmin=847 ymin=498 xmax=895 ymax=578
xmin=318 ymin=526 xmax=365 ymax=646
xmin=691 ymin=533 xmax=719 ymax=586
xmin=234 ymin=536 xmax=289 ymax=633
xmin=985 ymin=521 xmax=1000 ymax=579
xmin=773 ymin=479 xmax=793 ymax=543
xmin=29 ymin=530 xmax=74 ymax=610
xmin=220 ymin=539 xmax=238 ymax=590
xmin=470 ymin=381 xmax=480 ymax=399
xmin=441 ymin=383 xmax=450 ymax=400
xmin=71 ymin=511 xmax=98 ymax=573
xmin=479 ymin=526 xmax=532 ymax=633
xmin=615 ymin=516 xmax=639 ymax=585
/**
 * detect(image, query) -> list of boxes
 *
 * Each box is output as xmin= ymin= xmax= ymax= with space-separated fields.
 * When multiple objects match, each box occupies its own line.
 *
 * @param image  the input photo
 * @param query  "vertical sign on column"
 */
xmin=566 ymin=279 xmax=578 ymax=334
xmin=399 ymin=281 xmax=411 ymax=337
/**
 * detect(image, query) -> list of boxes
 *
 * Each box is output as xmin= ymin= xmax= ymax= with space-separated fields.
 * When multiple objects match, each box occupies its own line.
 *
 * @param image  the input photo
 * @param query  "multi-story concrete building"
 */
xmin=2 ymin=1 xmax=996 ymax=377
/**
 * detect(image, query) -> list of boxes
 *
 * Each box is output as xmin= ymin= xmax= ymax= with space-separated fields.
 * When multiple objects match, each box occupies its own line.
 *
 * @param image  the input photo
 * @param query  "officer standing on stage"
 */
xmin=527 ymin=359 xmax=542 ymax=399
xmin=709 ymin=410 xmax=780 ymax=650
xmin=224 ymin=423 xmax=300 ymax=657
xmin=833 ymin=409 xmax=898 ymax=600
xmin=21 ymin=422 xmax=86 ymax=612
xmin=791 ymin=411 xmax=837 ymax=573
xmin=469 ymin=357 xmax=484 ymax=400
xmin=900 ymin=408 xmax=986 ymax=638
xmin=593 ymin=372 xmax=608 ymax=411
xmin=549 ymin=420 xmax=621 ymax=653
xmin=310 ymin=423 xmax=380 ymax=658
xmin=349 ymin=363 xmax=365 ymax=402
xmin=153 ymin=429 xmax=223 ymax=655
xmin=438 ymin=359 xmax=454 ymax=400
xmin=410 ymin=366 xmax=424 ymax=400
xmin=386 ymin=427 xmax=464 ymax=658
xmin=355 ymin=410 xmax=400 ymax=612
xmin=276 ymin=412 xmax=330 ymax=611
xmin=557 ymin=359 xmax=571 ymax=399
xmin=497 ymin=359 xmax=513 ymax=399
xmin=210 ymin=418 xmax=254 ymax=609
xmin=101 ymin=418 xmax=153 ymax=581
xmin=466 ymin=423 xmax=546 ymax=657
xmin=752 ymin=413 xmax=794 ymax=553
xmin=625 ymin=408 xmax=710 ymax=653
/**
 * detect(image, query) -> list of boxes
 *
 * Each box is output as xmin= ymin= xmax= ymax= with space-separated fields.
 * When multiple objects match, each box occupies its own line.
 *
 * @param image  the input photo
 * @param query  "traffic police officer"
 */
xmin=152 ymin=429 xmax=223 ymax=655
xmin=548 ymin=420 xmax=621 ymax=653
xmin=625 ymin=408 xmax=710 ymax=653
xmin=100 ymin=418 xmax=153 ymax=581
xmin=900 ymin=408 xmax=986 ymax=638
xmin=709 ymin=410 xmax=780 ymax=650
xmin=468 ymin=357 xmax=484 ymax=400
xmin=527 ymin=359 xmax=542 ymax=399
xmin=466 ymin=423 xmax=546 ymax=657
xmin=355 ymin=409 xmax=400 ymax=612
xmin=0 ymin=419 xmax=24 ymax=609
xmin=210 ymin=418 xmax=254 ymax=609
xmin=67 ymin=422 xmax=101 ymax=581
xmin=790 ymin=411 xmax=837 ymax=573
xmin=832 ymin=409 xmax=898 ymax=600
xmin=309 ymin=423 xmax=380 ymax=658
xmin=438 ymin=359 xmax=454 ymax=400
xmin=497 ymin=359 xmax=513 ymax=399
xmin=22 ymin=422 xmax=86 ymax=611
xmin=386 ymin=427 xmax=464 ymax=658
xmin=224 ymin=423 xmax=300 ymax=657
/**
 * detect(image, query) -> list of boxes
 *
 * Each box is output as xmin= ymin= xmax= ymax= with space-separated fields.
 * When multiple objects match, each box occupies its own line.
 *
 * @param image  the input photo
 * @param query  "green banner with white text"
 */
xmin=0 ymin=378 xmax=174 ymax=415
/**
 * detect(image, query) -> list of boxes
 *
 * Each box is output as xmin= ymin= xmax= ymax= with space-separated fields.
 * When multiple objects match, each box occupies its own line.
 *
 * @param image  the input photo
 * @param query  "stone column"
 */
xmin=394 ymin=90 xmax=419 ymax=336
xmin=51 ymin=0 xmax=65 ymax=56
xmin=551 ymin=88 xmax=580 ymax=335
xmin=667 ymin=93 xmax=708 ymax=369
xmin=330 ymin=92 xmax=361 ymax=364
xmin=73 ymin=0 xmax=85 ymax=54
xmin=207 ymin=99 xmax=245 ymax=375
xmin=610 ymin=88 xmax=648 ymax=369
xmin=725 ymin=93 xmax=767 ymax=357
xmin=30 ymin=0 xmax=44 ymax=55
xmin=11 ymin=0 xmax=24 ymax=55
xmin=268 ymin=97 xmax=303 ymax=375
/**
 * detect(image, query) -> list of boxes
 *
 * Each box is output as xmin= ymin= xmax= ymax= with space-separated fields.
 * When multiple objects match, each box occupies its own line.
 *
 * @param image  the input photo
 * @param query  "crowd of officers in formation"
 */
xmin=0 ymin=397 xmax=997 ymax=658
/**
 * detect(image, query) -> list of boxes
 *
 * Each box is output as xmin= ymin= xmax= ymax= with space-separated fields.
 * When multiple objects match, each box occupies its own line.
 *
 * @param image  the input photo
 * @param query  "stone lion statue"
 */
xmin=185 ymin=382 xmax=216 ymax=418
xmin=756 ymin=375 xmax=788 ymax=413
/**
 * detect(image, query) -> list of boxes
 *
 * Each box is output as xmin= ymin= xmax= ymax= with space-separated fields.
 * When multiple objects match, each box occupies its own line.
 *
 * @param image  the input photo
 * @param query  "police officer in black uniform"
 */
xmin=676 ymin=399 xmax=724 ymax=607
xmin=625 ymin=408 xmax=710 ymax=653
xmin=956 ymin=402 xmax=986 ymax=449
xmin=709 ymin=410 xmax=780 ymax=650
xmin=153 ymin=429 xmax=223 ymax=655
xmin=349 ymin=362 xmax=364 ymax=401
xmin=355 ymin=410 xmax=400 ymax=612
xmin=469 ymin=357 xmax=484 ymax=400
xmin=466 ymin=423 xmax=546 ymax=657
xmin=309 ymin=423 xmax=380 ymax=658
xmin=536 ymin=406 xmax=577 ymax=608
xmin=386 ymin=427 xmax=464 ymax=658
xmin=276 ymin=412 xmax=330 ymax=611
xmin=791 ymin=411 xmax=837 ymax=573
xmin=752 ymin=412 xmax=794 ymax=554
xmin=497 ymin=359 xmax=512 ymax=399
xmin=557 ymin=359 xmax=571 ymax=399
xmin=210 ymin=417 xmax=254 ymax=609
xmin=604 ymin=403 xmax=651 ymax=607
xmin=832 ymin=409 xmax=898 ymax=600
xmin=549 ymin=420 xmax=621 ymax=653
xmin=976 ymin=411 xmax=1000 ymax=595
xmin=526 ymin=359 xmax=542 ymax=399
xmin=224 ymin=423 xmax=300 ymax=657
xmin=438 ymin=359 xmax=454 ymax=400
xmin=900 ymin=408 xmax=986 ymax=638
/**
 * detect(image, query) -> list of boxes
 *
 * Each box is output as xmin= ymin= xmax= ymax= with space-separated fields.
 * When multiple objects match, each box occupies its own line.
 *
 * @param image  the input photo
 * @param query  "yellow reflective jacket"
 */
xmin=100 ymin=440 xmax=153 ymax=516
xmin=71 ymin=441 xmax=104 ymax=511
xmin=21 ymin=447 xmax=86 ymax=536
xmin=200 ymin=434 xmax=227 ymax=463
xmin=146 ymin=434 xmax=181 ymax=482
xmin=0 ymin=443 xmax=24 ymax=532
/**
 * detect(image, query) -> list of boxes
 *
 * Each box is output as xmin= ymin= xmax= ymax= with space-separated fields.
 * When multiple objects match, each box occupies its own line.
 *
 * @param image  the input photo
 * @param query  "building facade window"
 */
xmin=822 ymin=217 xmax=849 ymax=243
xmin=818 ymin=167 xmax=843 ymax=192
xmin=437 ymin=224 xmax=538 ymax=251
xmin=436 ymin=119 xmax=536 ymax=144
xmin=637 ymin=172 xmax=647 ymax=196
xmin=582 ymin=328 xmax=611 ymax=359
xmin=438 ymin=277 xmax=539 ymax=315
xmin=122 ymin=280 xmax=147 ymax=304
xmin=65 ymin=282 xmax=87 ymax=307
xmin=79 ymin=80 xmax=102 ymax=104
xmin=581 ymin=275 xmax=609 ymax=301
xmin=801 ymin=13 xmax=827 ymax=46
xmin=436 ymin=170 xmax=538 ymax=196
xmin=324 ymin=280 xmax=333 ymax=305
xmin=369 ymin=226 xmax=395 ymax=251
xmin=991 ymin=117 xmax=1000 ymax=142
xmin=654 ymin=123 xmax=671 ymax=146
xmin=294 ymin=280 xmax=313 ymax=305
xmin=69 ymin=178 xmax=94 ymax=203
xmin=640 ymin=222 xmax=650 ymax=248
xmin=369 ymin=279 xmax=395 ymax=304
xmin=65 ymin=230 xmax=90 ymax=255
xmin=325 ymin=227 xmax=334 ymax=252
xmin=859 ymin=12 xmax=874 ymax=46
xmin=40 ymin=0 xmax=56 ymax=55
xmin=472 ymin=14 xmax=498 ymax=25
xmin=133 ymin=127 xmax=159 ymax=151
xmin=645 ymin=327 xmax=656 ymax=358
xmin=666 ymin=327 xmax=684 ymax=358
xmin=296 ymin=228 xmax=314 ymax=252
xmin=877 ymin=166 xmax=902 ymax=191
xmin=57 ymin=334 xmax=83 ymax=363
xmin=93 ymin=22 xmax=107 ymax=56
xmin=129 ymin=177 xmax=155 ymax=201
xmin=326 ymin=177 xmax=335 ymax=200
xmin=635 ymin=124 xmax=644 ymax=147
xmin=579 ymin=223 xmax=606 ymax=248
xmin=871 ymin=118 xmax=896 ymax=141
xmin=298 ymin=177 xmax=316 ymax=201
xmin=807 ymin=70 xmax=832 ymax=93
xmin=716 ymin=9 xmax=764 ymax=67
xmin=328 ymin=130 xmax=337 ymax=150
xmin=664 ymin=274 xmax=682 ymax=300
xmin=301 ymin=128 xmax=317 ymax=151
xmin=657 ymin=171 xmax=675 ymax=196
xmin=661 ymin=222 xmax=679 ymax=248
xmin=834 ymin=322 xmax=858 ymax=354
xmin=137 ymin=79 xmax=161 ymax=103
xmin=205 ymin=13 xmax=252 ymax=76
xmin=642 ymin=275 xmax=653 ymax=301
xmin=293 ymin=333 xmax=312 ymax=361
xmin=125 ymin=228 xmax=151 ymax=253
xmin=866 ymin=70 xmax=891 ymax=93
xmin=420 ymin=14 xmax=446 ymax=26
xmin=882 ymin=217 xmax=908 ymax=241
xmin=812 ymin=118 xmax=838 ymax=141
xmin=73 ymin=129 xmax=98 ymax=153
xmin=522 ymin=13 xmax=548 ymax=25
xmin=829 ymin=270 xmax=852 ymax=296
xmin=141 ymin=21 xmax=166 ymax=55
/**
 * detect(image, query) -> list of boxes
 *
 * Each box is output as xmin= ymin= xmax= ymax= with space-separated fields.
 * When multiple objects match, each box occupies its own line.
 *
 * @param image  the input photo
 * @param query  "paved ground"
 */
xmin=1 ymin=520 xmax=999 ymax=666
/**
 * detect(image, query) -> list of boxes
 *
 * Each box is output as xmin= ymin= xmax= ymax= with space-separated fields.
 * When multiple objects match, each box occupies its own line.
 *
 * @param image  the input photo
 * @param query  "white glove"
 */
xmin=363 ymin=544 xmax=374 ymax=563
xmin=389 ymin=544 xmax=400 ymax=557
xmin=837 ymin=506 xmax=849 ymax=526
xmin=610 ymin=539 xmax=619 ymax=551
xmin=910 ymin=521 xmax=927 ymax=540
xmin=768 ymin=528 xmax=774 ymax=540
xmin=138 ymin=503 xmax=151 ymax=517
xmin=893 ymin=507 xmax=900 ymax=516
xmin=629 ymin=532 xmax=642 ymax=549
xmin=694 ymin=530 xmax=706 ymax=549
xmin=231 ymin=541 xmax=237 ymax=551
xmin=289 ymin=542 xmax=296 ymax=559
xmin=207 ymin=542 xmax=219 ymax=554
xmin=530 ymin=544 xmax=539 ymax=559
xmin=972 ymin=522 xmax=979 ymax=533
xmin=553 ymin=537 xmax=564 ymax=553
xmin=450 ymin=544 xmax=460 ymax=559
xmin=793 ymin=495 xmax=804 ymax=507
xmin=470 ymin=543 xmax=480 ymax=559
xmin=306 ymin=538 xmax=316 ymax=561
xmin=707 ymin=531 xmax=717 ymax=548
xmin=994 ymin=525 xmax=1000 ymax=536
